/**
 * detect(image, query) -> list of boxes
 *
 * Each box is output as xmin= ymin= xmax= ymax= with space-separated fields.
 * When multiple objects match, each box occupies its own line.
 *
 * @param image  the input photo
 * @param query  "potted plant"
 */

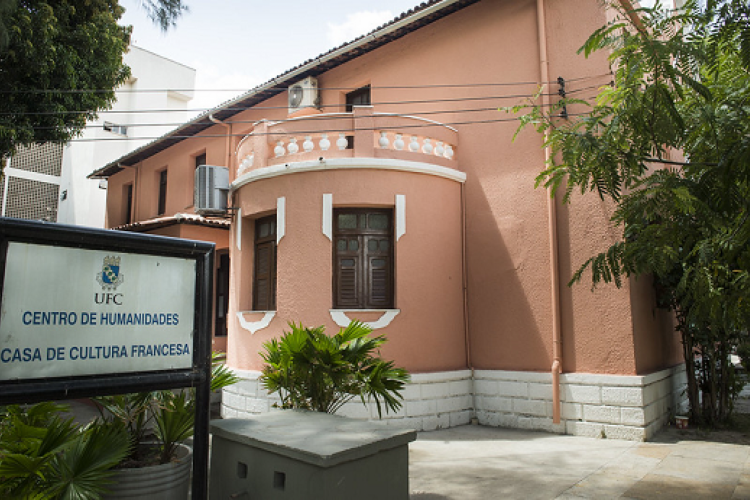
xmin=0 ymin=352 xmax=239 ymax=499
xmin=94 ymin=351 xmax=239 ymax=499
xmin=259 ymin=321 xmax=409 ymax=417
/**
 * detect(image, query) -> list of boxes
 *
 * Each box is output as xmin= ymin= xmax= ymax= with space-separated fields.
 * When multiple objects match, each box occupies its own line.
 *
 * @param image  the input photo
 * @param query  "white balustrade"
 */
xmin=303 ymin=136 xmax=314 ymax=153
xmin=274 ymin=140 xmax=285 ymax=158
xmin=319 ymin=133 xmax=330 ymax=151
xmin=336 ymin=133 xmax=348 ymax=151
xmin=409 ymin=136 xmax=420 ymax=152
xmin=266 ymin=129 xmax=456 ymax=164
xmin=287 ymin=137 xmax=299 ymax=155
xmin=378 ymin=131 xmax=390 ymax=149
xmin=394 ymin=133 xmax=405 ymax=150
xmin=238 ymin=152 xmax=254 ymax=175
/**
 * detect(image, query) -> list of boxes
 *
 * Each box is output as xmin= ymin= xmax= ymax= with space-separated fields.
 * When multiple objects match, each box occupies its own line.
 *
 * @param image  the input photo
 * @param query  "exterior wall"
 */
xmin=629 ymin=275 xmax=683 ymax=374
xmin=223 ymin=366 xmax=687 ymax=441
xmin=58 ymin=46 xmax=195 ymax=227
xmin=99 ymin=0 xmax=686 ymax=441
xmin=230 ymin=168 xmax=465 ymax=373
xmin=105 ymin=132 xmax=228 ymax=227
xmin=141 ymin=223 xmax=230 ymax=350
xmin=222 ymin=0 xmax=672 ymax=377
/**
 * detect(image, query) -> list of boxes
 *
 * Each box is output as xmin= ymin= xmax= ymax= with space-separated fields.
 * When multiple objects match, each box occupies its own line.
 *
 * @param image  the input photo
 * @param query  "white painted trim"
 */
xmin=322 ymin=193 xmax=333 ymax=241
xmin=236 ymin=208 xmax=242 ymax=250
xmin=5 ymin=167 xmax=61 ymax=185
xmin=395 ymin=194 xmax=406 ymax=241
xmin=231 ymin=158 xmax=467 ymax=192
xmin=329 ymin=309 xmax=400 ymax=329
xmin=236 ymin=311 xmax=275 ymax=335
xmin=276 ymin=197 xmax=286 ymax=244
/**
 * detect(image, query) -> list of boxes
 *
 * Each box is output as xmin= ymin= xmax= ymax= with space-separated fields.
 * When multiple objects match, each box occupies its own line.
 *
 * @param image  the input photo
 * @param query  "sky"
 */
xmin=119 ymin=0 xmax=423 ymax=114
xmin=118 ymin=0 xmax=662 ymax=115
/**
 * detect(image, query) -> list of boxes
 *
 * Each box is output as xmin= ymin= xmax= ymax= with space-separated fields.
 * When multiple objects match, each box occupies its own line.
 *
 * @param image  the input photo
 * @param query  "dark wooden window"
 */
xmin=253 ymin=215 xmax=277 ymax=311
xmin=124 ymin=183 xmax=133 ymax=225
xmin=195 ymin=153 xmax=207 ymax=168
xmin=345 ymin=85 xmax=371 ymax=112
xmin=157 ymin=169 xmax=167 ymax=216
xmin=215 ymin=252 xmax=229 ymax=336
xmin=333 ymin=208 xmax=393 ymax=309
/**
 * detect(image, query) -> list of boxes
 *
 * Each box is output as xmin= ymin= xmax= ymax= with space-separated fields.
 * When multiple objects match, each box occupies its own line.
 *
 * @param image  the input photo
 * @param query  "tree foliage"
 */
xmin=0 ymin=0 xmax=188 ymax=161
xmin=510 ymin=0 xmax=750 ymax=426
xmin=0 ymin=0 xmax=131 ymax=160
xmin=260 ymin=322 xmax=410 ymax=418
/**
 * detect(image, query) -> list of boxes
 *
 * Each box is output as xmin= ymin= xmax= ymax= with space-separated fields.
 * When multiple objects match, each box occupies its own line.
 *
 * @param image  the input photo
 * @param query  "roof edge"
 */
xmin=88 ymin=0 xmax=475 ymax=179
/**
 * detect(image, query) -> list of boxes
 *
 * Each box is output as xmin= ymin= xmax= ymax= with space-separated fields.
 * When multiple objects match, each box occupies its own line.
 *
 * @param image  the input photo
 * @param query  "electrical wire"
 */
xmin=64 ymin=111 xmax=594 ymax=143
xmin=0 ymin=82 xmax=610 ymax=117
xmin=0 ymin=74 xmax=612 ymax=95
xmin=26 ymin=96 xmax=601 ymax=133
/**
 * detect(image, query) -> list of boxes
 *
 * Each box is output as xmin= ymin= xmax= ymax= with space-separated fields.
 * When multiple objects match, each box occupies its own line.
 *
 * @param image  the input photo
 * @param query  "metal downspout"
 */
xmin=461 ymin=181 xmax=475 ymax=419
xmin=537 ymin=0 xmax=563 ymax=425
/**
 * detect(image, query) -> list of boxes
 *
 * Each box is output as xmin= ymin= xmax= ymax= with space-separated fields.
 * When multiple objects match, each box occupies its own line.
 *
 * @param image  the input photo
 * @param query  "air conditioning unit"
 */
xmin=194 ymin=165 xmax=229 ymax=216
xmin=288 ymin=76 xmax=319 ymax=114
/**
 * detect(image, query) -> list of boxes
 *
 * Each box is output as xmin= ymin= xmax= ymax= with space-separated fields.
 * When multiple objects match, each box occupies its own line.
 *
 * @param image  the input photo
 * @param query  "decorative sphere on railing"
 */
xmin=274 ymin=141 xmax=285 ymax=158
xmin=287 ymin=137 xmax=299 ymax=155
xmin=394 ymin=134 xmax=405 ymax=151
xmin=319 ymin=133 xmax=331 ymax=151
xmin=378 ymin=131 xmax=390 ymax=149
xmin=336 ymin=133 xmax=348 ymax=151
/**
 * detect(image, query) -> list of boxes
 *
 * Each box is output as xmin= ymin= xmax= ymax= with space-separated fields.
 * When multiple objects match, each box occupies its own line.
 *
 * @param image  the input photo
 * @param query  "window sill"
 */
xmin=236 ymin=310 xmax=276 ymax=335
xmin=329 ymin=309 xmax=400 ymax=330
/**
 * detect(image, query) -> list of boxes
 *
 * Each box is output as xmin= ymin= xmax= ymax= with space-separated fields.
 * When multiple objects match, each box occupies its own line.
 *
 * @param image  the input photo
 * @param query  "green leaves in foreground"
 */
xmin=0 ymin=402 xmax=130 ymax=500
xmin=260 ymin=321 xmax=410 ymax=418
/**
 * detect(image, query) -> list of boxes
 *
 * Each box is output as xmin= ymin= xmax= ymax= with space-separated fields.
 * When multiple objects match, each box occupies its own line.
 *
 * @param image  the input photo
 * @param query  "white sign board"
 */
xmin=0 ymin=242 xmax=196 ymax=380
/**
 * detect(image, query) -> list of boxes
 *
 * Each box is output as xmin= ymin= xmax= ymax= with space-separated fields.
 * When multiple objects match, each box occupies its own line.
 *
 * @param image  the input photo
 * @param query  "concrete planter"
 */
xmin=103 ymin=444 xmax=192 ymax=500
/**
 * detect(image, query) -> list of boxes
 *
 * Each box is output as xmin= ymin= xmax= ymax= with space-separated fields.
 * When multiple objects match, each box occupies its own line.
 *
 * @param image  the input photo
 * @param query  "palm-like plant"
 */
xmin=260 ymin=321 xmax=410 ymax=417
xmin=0 ymin=402 xmax=130 ymax=500
xmin=94 ymin=351 xmax=240 ymax=467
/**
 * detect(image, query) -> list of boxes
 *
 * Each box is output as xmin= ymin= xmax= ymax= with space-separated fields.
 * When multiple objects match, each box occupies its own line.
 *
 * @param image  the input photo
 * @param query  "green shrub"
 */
xmin=260 ymin=321 xmax=409 ymax=417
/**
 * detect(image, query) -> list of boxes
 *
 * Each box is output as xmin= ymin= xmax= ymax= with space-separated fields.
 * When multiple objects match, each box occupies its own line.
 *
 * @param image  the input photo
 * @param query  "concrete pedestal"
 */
xmin=209 ymin=410 xmax=416 ymax=500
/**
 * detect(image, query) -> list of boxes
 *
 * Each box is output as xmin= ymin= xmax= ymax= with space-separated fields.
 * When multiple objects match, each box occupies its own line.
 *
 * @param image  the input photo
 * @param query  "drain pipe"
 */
xmin=536 ymin=0 xmax=563 ymax=425
xmin=460 ymin=181 xmax=476 ymax=421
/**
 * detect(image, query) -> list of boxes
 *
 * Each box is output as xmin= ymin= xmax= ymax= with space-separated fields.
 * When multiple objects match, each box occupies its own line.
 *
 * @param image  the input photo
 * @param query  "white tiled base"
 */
xmin=221 ymin=369 xmax=473 ymax=432
xmin=222 ymin=365 xmax=686 ymax=441
xmin=475 ymin=365 xmax=687 ymax=441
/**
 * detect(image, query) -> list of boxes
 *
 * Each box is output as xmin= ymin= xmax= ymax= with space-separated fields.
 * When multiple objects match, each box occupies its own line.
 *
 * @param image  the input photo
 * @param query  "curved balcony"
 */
xmin=234 ymin=107 xmax=460 ymax=184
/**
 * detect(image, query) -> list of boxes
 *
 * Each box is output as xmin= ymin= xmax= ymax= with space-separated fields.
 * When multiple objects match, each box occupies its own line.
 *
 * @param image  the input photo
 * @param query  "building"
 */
xmin=1 ymin=46 xmax=196 ymax=227
xmin=91 ymin=0 xmax=686 ymax=440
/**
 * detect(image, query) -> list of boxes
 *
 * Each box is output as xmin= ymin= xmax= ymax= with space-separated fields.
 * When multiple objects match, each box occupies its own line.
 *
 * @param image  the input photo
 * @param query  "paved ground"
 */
xmin=408 ymin=384 xmax=750 ymax=500
xmin=63 ymin=384 xmax=750 ymax=499
xmin=408 ymin=424 xmax=750 ymax=500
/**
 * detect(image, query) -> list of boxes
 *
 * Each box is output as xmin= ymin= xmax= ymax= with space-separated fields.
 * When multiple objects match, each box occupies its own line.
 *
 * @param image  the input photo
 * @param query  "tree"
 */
xmin=0 ymin=0 xmax=188 ymax=162
xmin=259 ymin=322 xmax=410 ymax=418
xmin=510 ymin=0 xmax=750 ymax=426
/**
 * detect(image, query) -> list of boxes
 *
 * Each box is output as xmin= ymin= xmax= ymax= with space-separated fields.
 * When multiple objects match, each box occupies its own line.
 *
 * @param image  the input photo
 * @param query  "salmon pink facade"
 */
xmin=92 ymin=0 xmax=686 ymax=440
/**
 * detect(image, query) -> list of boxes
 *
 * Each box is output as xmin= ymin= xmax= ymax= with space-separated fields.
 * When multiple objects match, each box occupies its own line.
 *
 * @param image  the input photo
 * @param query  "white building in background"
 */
xmin=1 ymin=46 xmax=196 ymax=227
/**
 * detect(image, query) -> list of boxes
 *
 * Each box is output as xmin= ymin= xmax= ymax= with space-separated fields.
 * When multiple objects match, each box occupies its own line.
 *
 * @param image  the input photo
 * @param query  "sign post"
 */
xmin=0 ymin=217 xmax=214 ymax=499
